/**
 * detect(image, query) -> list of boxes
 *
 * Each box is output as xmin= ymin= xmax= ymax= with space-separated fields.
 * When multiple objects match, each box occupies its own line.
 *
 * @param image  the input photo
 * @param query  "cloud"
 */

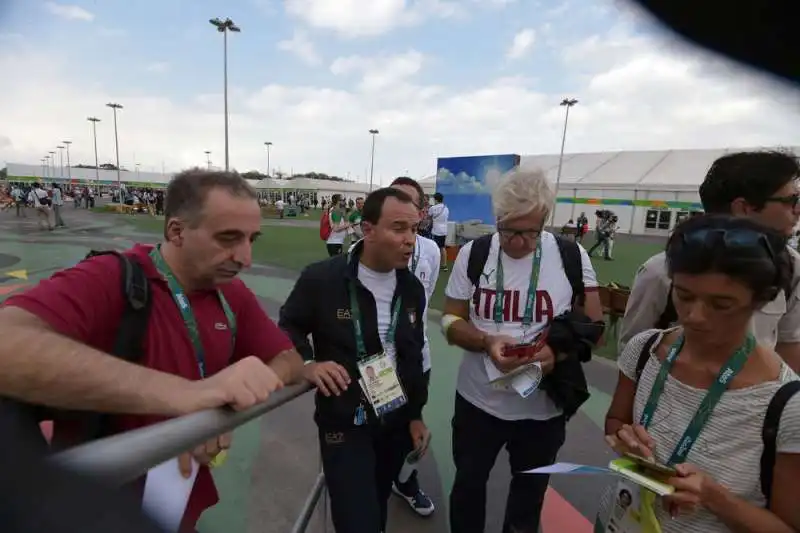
xmin=43 ymin=2 xmax=94 ymax=22
xmin=277 ymin=30 xmax=321 ymax=66
xmin=330 ymin=50 xmax=425 ymax=92
xmin=1 ymin=13 xmax=799 ymax=184
xmin=284 ymin=0 xmax=462 ymax=37
xmin=145 ymin=62 xmax=170 ymax=74
xmin=435 ymin=167 xmax=489 ymax=194
xmin=507 ymin=29 xmax=535 ymax=60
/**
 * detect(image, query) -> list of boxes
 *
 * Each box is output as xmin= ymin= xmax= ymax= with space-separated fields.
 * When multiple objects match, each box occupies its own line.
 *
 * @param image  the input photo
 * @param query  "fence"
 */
xmin=51 ymin=382 xmax=328 ymax=533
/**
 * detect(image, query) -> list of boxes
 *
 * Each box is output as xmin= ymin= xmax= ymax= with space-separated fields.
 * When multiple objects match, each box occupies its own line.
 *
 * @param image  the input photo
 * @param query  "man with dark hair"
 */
xmin=326 ymin=193 xmax=351 ymax=256
xmin=428 ymin=192 xmax=450 ymax=270
xmin=620 ymin=150 xmax=800 ymax=370
xmin=280 ymin=187 xmax=430 ymax=533
xmin=0 ymin=168 xmax=305 ymax=532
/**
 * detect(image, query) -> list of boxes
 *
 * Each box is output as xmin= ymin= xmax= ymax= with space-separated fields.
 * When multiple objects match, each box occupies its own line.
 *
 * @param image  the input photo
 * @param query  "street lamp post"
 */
xmin=204 ymin=150 xmax=212 ymax=170
xmin=57 ymin=145 xmax=65 ymax=180
xmin=62 ymin=140 xmax=72 ymax=181
xmin=368 ymin=129 xmax=379 ymax=192
xmin=209 ymin=17 xmax=241 ymax=171
xmin=87 ymin=117 xmax=102 ymax=183
xmin=48 ymin=151 xmax=56 ymax=179
xmin=106 ymin=103 xmax=124 ymax=188
xmin=41 ymin=158 xmax=47 ymax=179
xmin=551 ymin=97 xmax=578 ymax=227
xmin=264 ymin=141 xmax=272 ymax=177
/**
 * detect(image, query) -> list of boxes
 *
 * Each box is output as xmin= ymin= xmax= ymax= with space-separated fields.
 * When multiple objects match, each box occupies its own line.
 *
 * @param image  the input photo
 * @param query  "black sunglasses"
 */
xmin=765 ymin=193 xmax=800 ymax=208
xmin=683 ymin=228 xmax=775 ymax=259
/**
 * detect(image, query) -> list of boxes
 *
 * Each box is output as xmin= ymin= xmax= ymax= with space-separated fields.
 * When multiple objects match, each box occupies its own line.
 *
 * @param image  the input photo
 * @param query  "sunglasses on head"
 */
xmin=682 ymin=228 xmax=775 ymax=259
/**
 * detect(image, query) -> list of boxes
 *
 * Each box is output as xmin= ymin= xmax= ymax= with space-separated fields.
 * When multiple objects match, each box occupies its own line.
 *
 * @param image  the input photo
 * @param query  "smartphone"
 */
xmin=504 ymin=329 xmax=549 ymax=358
xmin=624 ymin=452 xmax=677 ymax=477
xmin=504 ymin=342 xmax=534 ymax=358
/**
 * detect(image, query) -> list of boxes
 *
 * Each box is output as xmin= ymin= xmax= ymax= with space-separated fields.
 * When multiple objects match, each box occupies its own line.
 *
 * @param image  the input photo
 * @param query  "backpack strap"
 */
xmin=85 ymin=250 xmax=151 ymax=362
xmin=467 ymin=234 xmax=494 ymax=287
xmin=81 ymin=250 xmax=151 ymax=441
xmin=555 ymin=236 xmax=585 ymax=309
xmin=636 ymin=332 xmax=660 ymax=383
xmin=760 ymin=380 xmax=800 ymax=506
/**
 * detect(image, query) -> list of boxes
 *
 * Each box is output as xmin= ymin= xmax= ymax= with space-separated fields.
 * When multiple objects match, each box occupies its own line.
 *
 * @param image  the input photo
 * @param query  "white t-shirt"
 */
xmin=445 ymin=232 xmax=599 ymax=421
xmin=326 ymin=209 xmax=347 ymax=245
xmin=276 ymin=199 xmax=285 ymax=210
xmin=357 ymin=263 xmax=398 ymax=362
xmin=409 ymin=235 xmax=442 ymax=372
xmin=29 ymin=188 xmax=48 ymax=208
xmin=428 ymin=203 xmax=449 ymax=236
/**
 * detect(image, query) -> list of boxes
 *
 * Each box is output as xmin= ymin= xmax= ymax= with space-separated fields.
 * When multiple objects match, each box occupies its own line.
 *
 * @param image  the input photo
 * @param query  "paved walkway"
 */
xmin=0 ymin=207 xmax=626 ymax=533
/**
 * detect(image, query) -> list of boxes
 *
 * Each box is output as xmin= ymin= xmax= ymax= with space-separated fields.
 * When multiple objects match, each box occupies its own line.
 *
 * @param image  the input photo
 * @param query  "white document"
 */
xmin=522 ymin=462 xmax=612 ymax=475
xmin=142 ymin=457 xmax=199 ymax=533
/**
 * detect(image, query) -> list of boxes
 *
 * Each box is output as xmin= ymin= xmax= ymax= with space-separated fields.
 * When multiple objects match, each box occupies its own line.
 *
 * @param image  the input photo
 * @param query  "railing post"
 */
xmin=290 ymin=472 xmax=326 ymax=533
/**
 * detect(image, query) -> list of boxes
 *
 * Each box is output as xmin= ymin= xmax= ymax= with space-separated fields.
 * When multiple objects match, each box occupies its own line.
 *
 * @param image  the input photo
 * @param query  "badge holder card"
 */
xmin=357 ymin=351 xmax=408 ymax=417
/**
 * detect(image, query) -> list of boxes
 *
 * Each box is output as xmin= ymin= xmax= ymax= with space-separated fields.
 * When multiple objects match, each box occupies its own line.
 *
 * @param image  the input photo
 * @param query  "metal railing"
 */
xmin=50 ymin=382 xmax=327 ymax=533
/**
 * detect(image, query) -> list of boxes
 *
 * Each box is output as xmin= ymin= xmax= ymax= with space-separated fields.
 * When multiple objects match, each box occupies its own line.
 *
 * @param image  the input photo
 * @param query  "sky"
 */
xmin=0 ymin=0 xmax=799 ymax=184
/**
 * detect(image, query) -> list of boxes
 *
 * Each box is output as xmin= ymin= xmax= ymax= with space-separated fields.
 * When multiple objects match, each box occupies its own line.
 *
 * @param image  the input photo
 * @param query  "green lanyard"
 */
xmin=349 ymin=282 xmax=402 ymax=359
xmin=494 ymin=240 xmax=542 ymax=327
xmin=639 ymin=332 xmax=755 ymax=465
xmin=410 ymin=237 xmax=421 ymax=274
xmin=150 ymin=246 xmax=237 ymax=378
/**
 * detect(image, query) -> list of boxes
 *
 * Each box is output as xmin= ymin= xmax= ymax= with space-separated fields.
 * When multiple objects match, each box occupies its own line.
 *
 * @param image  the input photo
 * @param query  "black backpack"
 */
xmin=5 ymin=250 xmax=152 ymax=452
xmin=635 ymin=333 xmax=800 ymax=508
xmin=466 ymin=233 xmax=586 ymax=309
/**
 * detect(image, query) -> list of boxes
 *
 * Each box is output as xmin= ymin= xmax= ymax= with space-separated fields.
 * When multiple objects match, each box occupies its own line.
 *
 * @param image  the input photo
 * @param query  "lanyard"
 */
xmin=410 ymin=237 xmax=421 ymax=274
xmin=349 ymin=282 xmax=402 ymax=359
xmin=494 ymin=240 xmax=542 ymax=328
xmin=639 ymin=332 xmax=755 ymax=465
xmin=150 ymin=246 xmax=237 ymax=378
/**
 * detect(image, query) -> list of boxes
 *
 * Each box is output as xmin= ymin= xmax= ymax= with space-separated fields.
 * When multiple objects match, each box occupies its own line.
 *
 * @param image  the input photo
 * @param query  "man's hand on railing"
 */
xmin=177 ymin=432 xmax=233 ymax=478
xmin=186 ymin=356 xmax=284 ymax=413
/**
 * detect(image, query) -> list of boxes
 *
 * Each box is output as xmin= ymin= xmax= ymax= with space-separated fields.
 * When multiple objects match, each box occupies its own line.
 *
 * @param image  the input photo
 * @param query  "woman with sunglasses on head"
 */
xmin=601 ymin=214 xmax=800 ymax=533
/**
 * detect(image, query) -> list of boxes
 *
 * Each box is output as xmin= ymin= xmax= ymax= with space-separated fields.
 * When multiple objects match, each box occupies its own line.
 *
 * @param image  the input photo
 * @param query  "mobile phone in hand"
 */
xmin=624 ymin=452 xmax=677 ymax=477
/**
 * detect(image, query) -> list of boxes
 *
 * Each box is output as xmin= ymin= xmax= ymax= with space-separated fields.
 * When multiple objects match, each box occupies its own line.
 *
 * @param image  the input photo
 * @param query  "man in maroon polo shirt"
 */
xmin=0 ymin=168 xmax=305 ymax=532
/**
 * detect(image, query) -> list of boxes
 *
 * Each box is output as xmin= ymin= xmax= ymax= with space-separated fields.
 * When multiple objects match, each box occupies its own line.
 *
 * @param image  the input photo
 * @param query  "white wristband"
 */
xmin=441 ymin=314 xmax=464 ymax=336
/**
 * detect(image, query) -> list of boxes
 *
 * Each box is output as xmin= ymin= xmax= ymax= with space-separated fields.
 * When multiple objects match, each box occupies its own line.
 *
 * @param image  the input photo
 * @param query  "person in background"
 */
xmin=51 ymin=183 xmax=65 ymax=228
xmin=387 ymin=177 xmax=440 ymax=517
xmin=326 ymin=193 xmax=351 ymax=256
xmin=280 ymin=187 xmax=430 ymax=533
xmin=602 ymin=214 xmax=800 ymax=533
xmin=10 ymin=183 xmax=26 ymax=217
xmin=442 ymin=168 xmax=604 ymax=533
xmin=348 ymin=197 xmax=365 ymax=242
xmin=0 ymin=169 xmax=305 ymax=532
xmin=29 ymin=182 xmax=52 ymax=231
xmin=428 ymin=192 xmax=449 ymax=271
xmin=619 ymin=150 xmax=800 ymax=372
xmin=576 ymin=211 xmax=588 ymax=243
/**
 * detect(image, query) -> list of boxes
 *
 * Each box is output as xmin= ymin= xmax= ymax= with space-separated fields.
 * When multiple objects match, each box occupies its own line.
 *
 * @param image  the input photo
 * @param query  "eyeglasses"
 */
xmin=765 ymin=193 xmax=800 ymax=208
xmin=498 ymin=227 xmax=543 ymax=240
xmin=683 ymin=228 xmax=775 ymax=259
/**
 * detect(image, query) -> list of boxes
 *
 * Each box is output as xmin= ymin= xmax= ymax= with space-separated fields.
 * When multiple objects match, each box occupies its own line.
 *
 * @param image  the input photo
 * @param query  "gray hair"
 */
xmin=492 ymin=167 xmax=555 ymax=222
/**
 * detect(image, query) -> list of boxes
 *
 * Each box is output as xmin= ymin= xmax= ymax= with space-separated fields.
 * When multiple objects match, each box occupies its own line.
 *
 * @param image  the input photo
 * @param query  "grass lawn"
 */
xmin=109 ymin=213 xmax=664 ymax=358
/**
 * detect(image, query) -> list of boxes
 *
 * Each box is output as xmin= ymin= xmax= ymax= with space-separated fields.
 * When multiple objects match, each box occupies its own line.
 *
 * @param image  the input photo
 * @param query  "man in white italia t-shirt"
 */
xmin=428 ymin=193 xmax=449 ymax=270
xmin=442 ymin=168 xmax=604 ymax=533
